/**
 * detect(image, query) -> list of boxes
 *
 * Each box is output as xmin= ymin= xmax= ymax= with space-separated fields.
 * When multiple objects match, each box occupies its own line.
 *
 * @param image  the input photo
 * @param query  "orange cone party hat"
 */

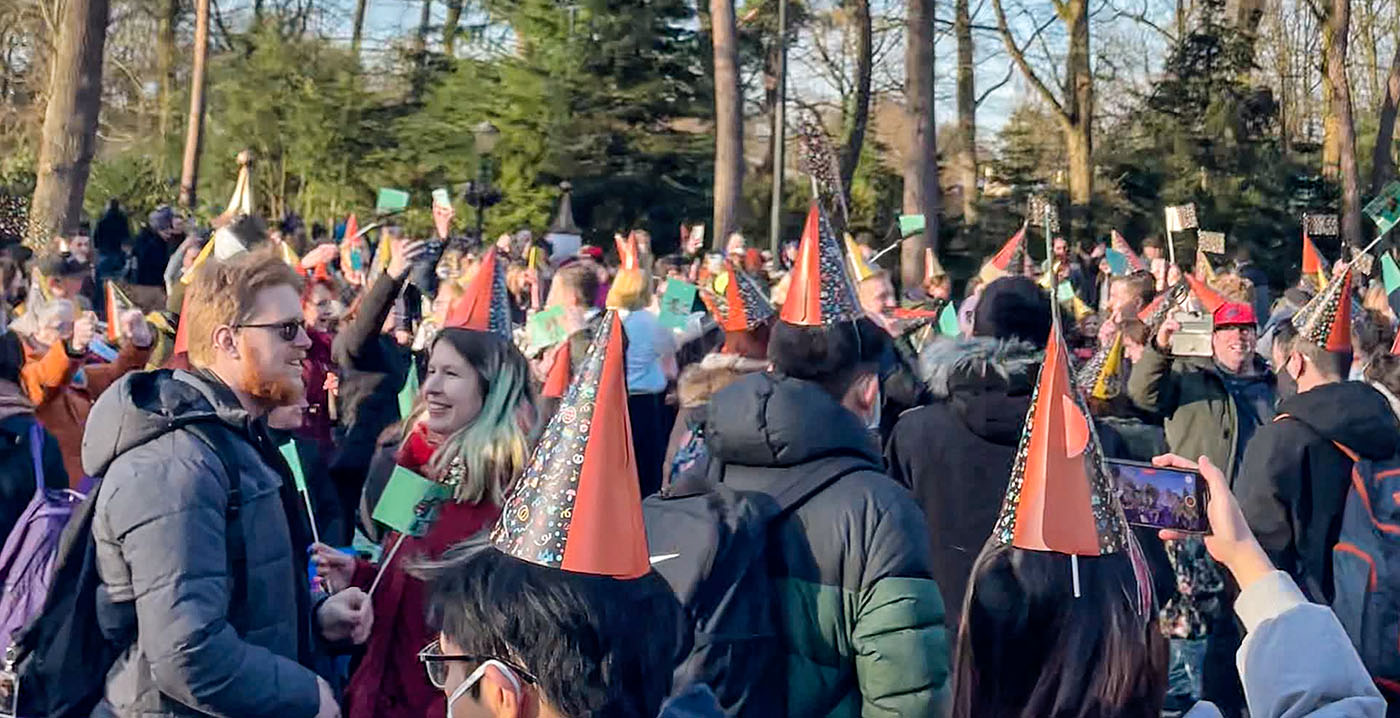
xmin=991 ymin=322 xmax=1131 ymax=557
xmin=171 ymin=292 xmax=191 ymax=358
xmin=1291 ymin=267 xmax=1353 ymax=353
xmin=540 ymin=342 xmax=572 ymax=399
xmin=1184 ymin=273 xmax=1226 ymax=313
xmin=104 ymin=281 xmax=136 ymax=342
xmin=1302 ymin=231 xmax=1328 ymax=291
xmin=490 ymin=311 xmax=650 ymax=578
xmin=979 ymin=223 xmax=1027 ymax=283
xmin=712 ymin=265 xmax=776 ymax=332
xmin=1111 ymin=230 xmax=1147 ymax=273
xmin=779 ymin=202 xmax=862 ymax=327
xmin=444 ymin=248 xmax=512 ymax=339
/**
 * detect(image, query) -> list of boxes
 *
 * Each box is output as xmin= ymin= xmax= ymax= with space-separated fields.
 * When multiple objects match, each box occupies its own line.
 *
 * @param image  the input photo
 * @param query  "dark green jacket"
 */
xmin=1126 ymin=344 xmax=1275 ymax=483
xmin=706 ymin=372 xmax=950 ymax=717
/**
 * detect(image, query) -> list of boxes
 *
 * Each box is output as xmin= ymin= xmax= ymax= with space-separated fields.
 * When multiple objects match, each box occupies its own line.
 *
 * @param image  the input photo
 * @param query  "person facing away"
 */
xmin=0 ymin=329 xmax=67 ymax=547
xmin=313 ymin=328 xmax=539 ymax=718
xmin=1127 ymin=300 xmax=1276 ymax=485
xmin=699 ymin=316 xmax=950 ymax=716
xmin=1237 ymin=323 xmax=1399 ymax=603
xmin=84 ymin=247 xmax=374 ymax=718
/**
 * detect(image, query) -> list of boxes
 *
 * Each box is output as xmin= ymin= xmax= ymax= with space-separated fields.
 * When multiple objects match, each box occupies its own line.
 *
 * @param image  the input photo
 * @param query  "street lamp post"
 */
xmin=464 ymin=121 xmax=502 ymax=239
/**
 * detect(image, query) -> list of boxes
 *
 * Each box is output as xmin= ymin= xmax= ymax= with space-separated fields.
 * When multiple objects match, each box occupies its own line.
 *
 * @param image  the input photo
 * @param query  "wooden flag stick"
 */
xmin=300 ymin=487 xmax=320 ymax=547
xmin=368 ymin=533 xmax=409 ymax=597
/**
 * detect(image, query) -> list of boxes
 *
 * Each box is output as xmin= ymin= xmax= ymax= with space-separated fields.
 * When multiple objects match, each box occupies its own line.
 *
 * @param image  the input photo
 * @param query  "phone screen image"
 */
xmin=1107 ymin=460 xmax=1209 ymax=534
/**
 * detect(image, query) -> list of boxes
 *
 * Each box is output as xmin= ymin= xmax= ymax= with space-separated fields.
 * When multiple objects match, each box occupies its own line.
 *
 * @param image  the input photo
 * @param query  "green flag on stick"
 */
xmin=398 ymin=363 xmax=419 ymax=419
xmin=279 ymin=441 xmax=307 ymax=494
xmin=372 ymin=466 xmax=451 ymax=537
xmin=937 ymin=302 xmax=959 ymax=337
xmin=898 ymin=215 xmax=925 ymax=238
xmin=1382 ymin=254 xmax=1400 ymax=295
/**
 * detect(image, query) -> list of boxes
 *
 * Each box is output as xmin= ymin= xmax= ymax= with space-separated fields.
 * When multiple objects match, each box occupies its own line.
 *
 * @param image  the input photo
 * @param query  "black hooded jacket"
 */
xmin=1236 ymin=380 xmax=1400 ymax=602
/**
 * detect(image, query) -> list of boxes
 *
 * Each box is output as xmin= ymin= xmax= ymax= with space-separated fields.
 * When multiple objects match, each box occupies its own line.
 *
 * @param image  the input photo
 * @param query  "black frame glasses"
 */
xmin=235 ymin=319 xmax=306 ymax=342
xmin=418 ymin=639 xmax=537 ymax=689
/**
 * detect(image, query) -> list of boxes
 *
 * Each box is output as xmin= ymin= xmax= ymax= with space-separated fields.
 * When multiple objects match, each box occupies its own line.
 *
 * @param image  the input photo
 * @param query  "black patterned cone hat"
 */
xmin=991 ymin=325 xmax=1131 ymax=556
xmin=445 ymin=248 xmax=512 ymax=340
xmin=780 ymin=201 xmax=862 ymax=326
xmin=489 ymin=311 xmax=650 ymax=579
xmin=721 ymin=264 xmax=776 ymax=332
xmin=1291 ymin=267 xmax=1353 ymax=353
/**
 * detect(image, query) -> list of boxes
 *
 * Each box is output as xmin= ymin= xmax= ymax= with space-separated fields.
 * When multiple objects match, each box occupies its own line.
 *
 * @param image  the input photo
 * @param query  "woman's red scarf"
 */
xmin=395 ymin=424 xmax=438 ymax=473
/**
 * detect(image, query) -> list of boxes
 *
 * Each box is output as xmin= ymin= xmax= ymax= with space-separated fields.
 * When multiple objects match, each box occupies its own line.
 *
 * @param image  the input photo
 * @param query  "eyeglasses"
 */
xmin=418 ymin=639 xmax=537 ymax=690
xmin=235 ymin=319 xmax=306 ymax=342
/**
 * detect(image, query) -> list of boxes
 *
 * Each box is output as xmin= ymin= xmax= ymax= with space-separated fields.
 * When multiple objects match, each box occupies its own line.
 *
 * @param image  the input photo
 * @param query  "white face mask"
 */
xmin=446 ymin=660 xmax=522 ymax=717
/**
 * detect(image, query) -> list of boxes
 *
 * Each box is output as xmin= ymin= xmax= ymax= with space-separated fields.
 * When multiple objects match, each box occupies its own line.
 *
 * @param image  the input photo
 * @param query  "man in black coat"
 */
xmin=1237 ymin=321 xmax=1399 ymax=603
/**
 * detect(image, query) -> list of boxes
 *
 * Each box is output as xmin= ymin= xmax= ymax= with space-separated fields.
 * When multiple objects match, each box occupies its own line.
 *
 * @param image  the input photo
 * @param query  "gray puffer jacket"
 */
xmin=84 ymin=369 xmax=322 ymax=718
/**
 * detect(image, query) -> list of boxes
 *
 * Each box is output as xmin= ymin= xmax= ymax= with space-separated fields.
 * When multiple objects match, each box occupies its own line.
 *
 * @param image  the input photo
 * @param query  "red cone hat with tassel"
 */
xmin=992 ymin=324 xmax=1131 ymax=556
xmin=540 ymin=342 xmax=572 ymax=399
xmin=1302 ymin=231 xmax=1328 ymax=291
xmin=1292 ymin=267 xmax=1353 ymax=353
xmin=490 ymin=311 xmax=650 ymax=579
xmin=444 ymin=248 xmax=512 ymax=340
xmin=979 ymin=223 xmax=1027 ymax=283
xmin=779 ymin=202 xmax=862 ymax=327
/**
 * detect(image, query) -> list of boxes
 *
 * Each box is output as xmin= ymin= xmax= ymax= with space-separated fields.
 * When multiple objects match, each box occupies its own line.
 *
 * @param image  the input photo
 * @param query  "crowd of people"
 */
xmin=0 ymin=167 xmax=1395 ymax=718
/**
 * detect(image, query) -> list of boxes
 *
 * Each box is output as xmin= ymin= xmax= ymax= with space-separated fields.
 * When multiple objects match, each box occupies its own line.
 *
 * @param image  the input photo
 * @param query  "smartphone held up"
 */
xmin=1107 ymin=458 xmax=1210 ymax=534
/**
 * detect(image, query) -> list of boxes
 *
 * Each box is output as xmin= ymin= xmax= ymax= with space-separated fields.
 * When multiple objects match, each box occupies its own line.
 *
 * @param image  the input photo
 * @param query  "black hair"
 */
xmin=973 ymin=276 xmax=1053 ymax=348
xmin=768 ymin=316 xmax=888 ymax=399
xmin=0 ymin=331 xmax=24 ymax=384
xmin=415 ymin=539 xmax=681 ymax=718
xmin=952 ymin=544 xmax=1167 ymax=718
xmin=1274 ymin=320 xmax=1350 ymax=379
xmin=38 ymin=253 xmax=86 ymax=279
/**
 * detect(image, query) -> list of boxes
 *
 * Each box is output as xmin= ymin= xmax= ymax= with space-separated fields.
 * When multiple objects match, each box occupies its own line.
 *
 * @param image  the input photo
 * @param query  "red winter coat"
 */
xmin=343 ymin=430 xmax=501 ymax=718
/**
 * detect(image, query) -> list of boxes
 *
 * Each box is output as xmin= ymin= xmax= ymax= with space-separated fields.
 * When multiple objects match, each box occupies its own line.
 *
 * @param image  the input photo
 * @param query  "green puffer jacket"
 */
xmin=1126 ymin=344 xmax=1275 ymax=484
xmin=705 ymin=372 xmax=950 ymax=717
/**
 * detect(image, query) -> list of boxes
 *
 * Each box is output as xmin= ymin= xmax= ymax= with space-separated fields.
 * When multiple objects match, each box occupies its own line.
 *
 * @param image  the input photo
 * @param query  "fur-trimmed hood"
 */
xmin=917 ymin=335 xmax=1043 ymax=400
xmin=676 ymin=352 xmax=769 ymax=409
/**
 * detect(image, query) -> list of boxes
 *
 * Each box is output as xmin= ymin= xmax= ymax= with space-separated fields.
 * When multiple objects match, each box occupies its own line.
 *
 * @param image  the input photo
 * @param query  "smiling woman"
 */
xmin=312 ymin=327 xmax=540 ymax=718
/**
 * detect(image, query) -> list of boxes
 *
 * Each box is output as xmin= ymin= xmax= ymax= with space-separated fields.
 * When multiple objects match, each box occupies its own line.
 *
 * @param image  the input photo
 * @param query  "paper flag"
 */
xmin=1382 ymin=254 xmax=1400 ymax=295
xmin=1104 ymin=249 xmax=1128 ymax=275
xmin=937 ymin=302 xmax=959 ymax=337
xmin=899 ymin=214 xmax=926 ymax=238
xmin=1028 ymin=195 xmax=1059 ymax=232
xmin=1197 ymin=231 xmax=1226 ymax=254
xmin=1303 ymin=214 xmax=1340 ymax=237
xmin=372 ymin=465 xmax=451 ymax=537
xmin=658 ymin=279 xmax=699 ymax=330
xmin=432 ymin=188 xmax=454 ymax=239
xmin=279 ymin=440 xmax=308 ymax=494
xmin=1056 ymin=281 xmax=1076 ymax=303
xmin=1364 ymin=182 xmax=1400 ymax=236
xmin=398 ymin=362 xmax=419 ymax=419
xmin=1165 ymin=204 xmax=1198 ymax=232
xmin=376 ymin=188 xmax=410 ymax=214
xmin=525 ymin=306 xmax=571 ymax=354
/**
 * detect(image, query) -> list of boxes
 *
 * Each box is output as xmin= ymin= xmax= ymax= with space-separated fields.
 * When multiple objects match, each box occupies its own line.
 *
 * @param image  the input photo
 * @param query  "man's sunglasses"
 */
xmin=418 ymin=639 xmax=537 ymax=689
xmin=235 ymin=319 xmax=306 ymax=342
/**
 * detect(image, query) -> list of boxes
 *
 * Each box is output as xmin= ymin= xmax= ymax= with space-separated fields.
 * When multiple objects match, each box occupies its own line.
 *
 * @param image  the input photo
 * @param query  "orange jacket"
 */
xmin=21 ymin=339 xmax=152 ymax=486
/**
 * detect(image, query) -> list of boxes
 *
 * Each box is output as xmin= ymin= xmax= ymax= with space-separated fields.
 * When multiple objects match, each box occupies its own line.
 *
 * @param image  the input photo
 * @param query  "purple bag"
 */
xmin=0 ymin=423 xmax=84 ymax=651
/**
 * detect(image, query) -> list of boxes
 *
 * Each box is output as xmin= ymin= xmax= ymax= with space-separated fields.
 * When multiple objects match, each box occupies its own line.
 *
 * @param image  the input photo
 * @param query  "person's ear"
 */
xmin=857 ymin=373 xmax=880 ymax=412
xmin=478 ymin=665 xmax=525 ymax=718
xmin=1287 ymin=351 xmax=1305 ymax=380
xmin=212 ymin=325 xmax=240 ymax=360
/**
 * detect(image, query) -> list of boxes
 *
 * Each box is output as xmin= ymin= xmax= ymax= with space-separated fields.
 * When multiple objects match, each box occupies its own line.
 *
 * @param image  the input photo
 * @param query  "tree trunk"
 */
xmin=1322 ymin=0 xmax=1363 ymax=246
xmin=351 ymin=0 xmax=370 ymax=56
xmin=838 ymin=0 xmax=872 ymax=204
xmin=156 ymin=0 xmax=179 ymax=144
xmin=443 ymin=0 xmax=463 ymax=54
xmin=178 ymin=0 xmax=210 ymax=209
xmin=28 ymin=0 xmax=111 ymax=246
xmin=710 ymin=0 xmax=743 ymax=249
xmin=1062 ymin=0 xmax=1093 ymax=243
xmin=903 ymin=0 xmax=938 ymax=289
xmin=954 ymin=0 xmax=978 ymax=226
xmin=1371 ymin=43 xmax=1400 ymax=193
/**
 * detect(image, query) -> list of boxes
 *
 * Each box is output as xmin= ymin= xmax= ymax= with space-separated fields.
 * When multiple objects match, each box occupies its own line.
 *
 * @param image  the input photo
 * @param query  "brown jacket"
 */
xmin=21 ymin=339 xmax=151 ymax=485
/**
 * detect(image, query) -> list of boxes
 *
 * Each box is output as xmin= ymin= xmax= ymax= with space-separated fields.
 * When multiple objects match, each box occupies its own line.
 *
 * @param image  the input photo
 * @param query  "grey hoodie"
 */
xmin=85 ymin=369 xmax=322 ymax=718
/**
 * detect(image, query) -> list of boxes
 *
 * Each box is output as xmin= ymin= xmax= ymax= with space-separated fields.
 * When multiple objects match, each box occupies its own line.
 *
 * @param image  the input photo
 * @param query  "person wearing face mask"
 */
xmin=1236 ymin=269 xmax=1399 ymax=605
xmin=681 ymin=203 xmax=949 ymax=717
xmin=311 ymin=259 xmax=539 ymax=718
xmin=84 ymin=247 xmax=373 ymax=718
xmin=1128 ymin=301 xmax=1276 ymax=486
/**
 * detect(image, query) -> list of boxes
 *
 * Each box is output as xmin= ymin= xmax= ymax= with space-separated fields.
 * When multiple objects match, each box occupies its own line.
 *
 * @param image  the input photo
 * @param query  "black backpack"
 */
xmin=3 ymin=421 xmax=245 ymax=718
xmin=642 ymin=454 xmax=872 ymax=718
